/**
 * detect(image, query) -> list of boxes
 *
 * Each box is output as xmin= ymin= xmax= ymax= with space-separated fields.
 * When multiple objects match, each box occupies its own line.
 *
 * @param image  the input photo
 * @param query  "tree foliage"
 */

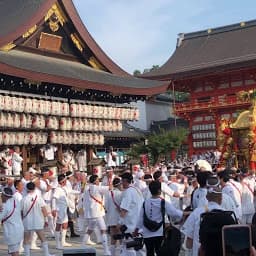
xmin=128 ymin=128 xmax=188 ymax=165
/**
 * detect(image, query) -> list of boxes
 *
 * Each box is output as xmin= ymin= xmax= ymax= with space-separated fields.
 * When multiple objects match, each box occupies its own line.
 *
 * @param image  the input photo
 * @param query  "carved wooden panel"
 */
xmin=38 ymin=32 xmax=62 ymax=52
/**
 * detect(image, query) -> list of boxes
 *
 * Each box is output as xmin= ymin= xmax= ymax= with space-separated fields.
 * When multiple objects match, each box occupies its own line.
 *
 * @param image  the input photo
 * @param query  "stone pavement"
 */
xmin=0 ymin=228 xmax=104 ymax=256
xmin=0 ymin=227 xmax=186 ymax=255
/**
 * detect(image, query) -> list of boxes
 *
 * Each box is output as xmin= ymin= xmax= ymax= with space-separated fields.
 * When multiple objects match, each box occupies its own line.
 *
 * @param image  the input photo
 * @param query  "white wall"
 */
xmin=129 ymin=100 xmax=173 ymax=130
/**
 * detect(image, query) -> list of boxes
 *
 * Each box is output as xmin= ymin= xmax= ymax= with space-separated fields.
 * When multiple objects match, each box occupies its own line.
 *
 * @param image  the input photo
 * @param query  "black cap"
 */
xmin=113 ymin=177 xmax=121 ymax=187
xmin=65 ymin=171 xmax=73 ymax=178
xmin=120 ymin=172 xmax=133 ymax=182
xmin=2 ymin=187 xmax=13 ymax=197
xmin=41 ymin=167 xmax=49 ymax=174
xmin=58 ymin=174 xmax=66 ymax=183
xmin=26 ymin=182 xmax=35 ymax=191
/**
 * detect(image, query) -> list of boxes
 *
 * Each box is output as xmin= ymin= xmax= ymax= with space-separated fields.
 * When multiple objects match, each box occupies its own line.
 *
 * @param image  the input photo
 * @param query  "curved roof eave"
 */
xmin=0 ymin=62 xmax=169 ymax=96
xmin=62 ymin=0 xmax=129 ymax=76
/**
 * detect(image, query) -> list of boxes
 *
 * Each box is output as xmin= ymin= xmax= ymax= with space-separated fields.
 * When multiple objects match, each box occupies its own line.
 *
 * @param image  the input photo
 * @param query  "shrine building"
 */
xmin=141 ymin=20 xmax=256 ymax=156
xmin=0 ymin=0 xmax=169 ymax=171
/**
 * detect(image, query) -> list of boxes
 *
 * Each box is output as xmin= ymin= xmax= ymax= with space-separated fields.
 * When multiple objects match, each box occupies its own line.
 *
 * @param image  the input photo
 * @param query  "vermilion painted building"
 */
xmin=141 ymin=20 xmax=256 ymax=156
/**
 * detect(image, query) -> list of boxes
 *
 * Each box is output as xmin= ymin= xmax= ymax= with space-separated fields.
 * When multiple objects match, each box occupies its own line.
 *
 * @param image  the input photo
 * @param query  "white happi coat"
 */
xmin=21 ymin=191 xmax=46 ymax=230
xmin=119 ymin=186 xmax=144 ymax=233
xmin=52 ymin=185 xmax=69 ymax=223
xmin=83 ymin=184 xmax=109 ymax=219
xmin=181 ymin=201 xmax=223 ymax=256
xmin=222 ymin=180 xmax=242 ymax=220
xmin=0 ymin=197 xmax=24 ymax=245
xmin=12 ymin=152 xmax=23 ymax=176
xmin=105 ymin=188 xmax=122 ymax=226
xmin=241 ymin=176 xmax=255 ymax=221
xmin=192 ymin=187 xmax=207 ymax=209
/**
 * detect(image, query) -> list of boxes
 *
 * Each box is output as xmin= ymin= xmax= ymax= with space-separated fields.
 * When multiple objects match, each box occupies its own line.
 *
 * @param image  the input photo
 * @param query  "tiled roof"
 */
xmin=141 ymin=20 xmax=256 ymax=79
xmin=0 ymin=50 xmax=169 ymax=95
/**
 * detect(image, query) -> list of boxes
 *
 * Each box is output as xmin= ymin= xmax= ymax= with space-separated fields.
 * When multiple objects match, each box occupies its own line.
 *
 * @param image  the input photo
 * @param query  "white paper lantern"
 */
xmin=9 ymin=133 xmax=16 ymax=145
xmin=98 ymin=120 xmax=103 ymax=131
xmin=49 ymin=131 xmax=57 ymax=144
xmin=29 ymin=132 xmax=37 ymax=145
xmin=2 ymin=132 xmax=10 ymax=145
xmin=76 ymin=104 xmax=83 ymax=117
xmin=45 ymin=100 xmax=51 ymax=115
xmin=98 ymin=106 xmax=104 ymax=118
xmin=46 ymin=117 xmax=59 ymax=130
xmin=0 ymin=132 xmax=3 ymax=145
xmin=13 ymin=113 xmax=21 ymax=128
xmin=117 ymin=120 xmax=122 ymax=131
xmin=16 ymin=132 xmax=24 ymax=145
xmin=70 ymin=103 xmax=77 ymax=117
xmin=82 ymin=133 xmax=88 ymax=144
xmin=51 ymin=101 xmax=61 ymax=115
xmin=32 ymin=115 xmax=45 ymax=129
xmin=31 ymin=98 xmax=39 ymax=113
xmin=24 ymin=98 xmax=33 ymax=113
xmin=67 ymin=132 xmax=72 ymax=144
xmin=62 ymin=102 xmax=69 ymax=116
xmin=39 ymin=133 xmax=48 ymax=144
xmin=6 ymin=113 xmax=14 ymax=128
xmin=23 ymin=133 xmax=30 ymax=145
xmin=17 ymin=98 xmax=25 ymax=113
xmin=88 ymin=133 xmax=93 ymax=145
xmin=11 ymin=96 xmax=19 ymax=112
xmin=93 ymin=134 xmax=99 ymax=145
xmin=57 ymin=132 xmax=63 ymax=144
xmin=0 ymin=112 xmax=6 ymax=127
xmin=99 ymin=134 xmax=104 ymax=145
xmin=4 ymin=95 xmax=12 ymax=111
xmin=87 ymin=105 xmax=93 ymax=118
xmin=0 ymin=95 xmax=4 ymax=110
xmin=134 ymin=109 xmax=140 ymax=120
xmin=60 ymin=117 xmax=67 ymax=130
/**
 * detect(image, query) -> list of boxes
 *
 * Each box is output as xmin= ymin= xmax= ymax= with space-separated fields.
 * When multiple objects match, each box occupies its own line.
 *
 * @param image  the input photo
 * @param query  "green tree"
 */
xmin=128 ymin=128 xmax=188 ymax=165
xmin=133 ymin=70 xmax=141 ymax=76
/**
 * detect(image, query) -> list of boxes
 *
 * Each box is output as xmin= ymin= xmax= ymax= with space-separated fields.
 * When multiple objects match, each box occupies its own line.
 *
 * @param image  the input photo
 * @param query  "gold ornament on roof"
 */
xmin=22 ymin=25 xmax=37 ymax=38
xmin=0 ymin=42 xmax=16 ymax=52
xmin=70 ymin=33 xmax=83 ymax=52
xmin=45 ymin=3 xmax=66 ymax=26
xmin=89 ymin=57 xmax=104 ymax=70
xmin=49 ymin=19 xmax=60 ymax=32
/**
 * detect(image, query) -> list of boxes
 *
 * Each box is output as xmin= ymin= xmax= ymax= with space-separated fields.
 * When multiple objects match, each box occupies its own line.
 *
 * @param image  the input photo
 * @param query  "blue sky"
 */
xmin=73 ymin=0 xmax=256 ymax=74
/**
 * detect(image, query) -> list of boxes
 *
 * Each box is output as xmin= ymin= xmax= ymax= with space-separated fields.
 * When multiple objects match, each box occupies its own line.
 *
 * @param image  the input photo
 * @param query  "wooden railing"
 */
xmin=174 ymin=95 xmax=251 ymax=114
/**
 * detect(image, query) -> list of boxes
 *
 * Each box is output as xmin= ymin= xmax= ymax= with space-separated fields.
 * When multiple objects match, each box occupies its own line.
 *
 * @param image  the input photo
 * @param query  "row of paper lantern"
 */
xmin=0 ymin=132 xmax=48 ymax=145
xmin=0 ymin=95 xmax=69 ymax=116
xmin=70 ymin=103 xmax=139 ymax=120
xmin=0 ymin=132 xmax=105 ymax=145
xmin=50 ymin=132 xmax=104 ymax=145
xmin=0 ymin=113 xmax=123 ymax=132
xmin=0 ymin=95 xmax=139 ymax=120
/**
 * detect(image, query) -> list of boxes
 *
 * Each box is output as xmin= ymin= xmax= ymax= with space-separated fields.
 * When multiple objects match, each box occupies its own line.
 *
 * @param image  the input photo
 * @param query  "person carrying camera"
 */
xmin=118 ymin=172 xmax=144 ymax=256
xmin=135 ymin=180 xmax=184 ymax=256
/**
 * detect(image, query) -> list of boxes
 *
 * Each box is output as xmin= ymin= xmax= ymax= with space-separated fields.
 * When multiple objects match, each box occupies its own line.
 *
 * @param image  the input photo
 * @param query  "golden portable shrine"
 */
xmin=0 ymin=0 xmax=169 ymax=173
xmin=218 ymin=90 xmax=256 ymax=171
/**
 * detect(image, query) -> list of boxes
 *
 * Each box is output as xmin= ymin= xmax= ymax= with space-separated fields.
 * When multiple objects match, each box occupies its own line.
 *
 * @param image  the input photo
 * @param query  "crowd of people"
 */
xmin=1 ymin=151 xmax=256 ymax=256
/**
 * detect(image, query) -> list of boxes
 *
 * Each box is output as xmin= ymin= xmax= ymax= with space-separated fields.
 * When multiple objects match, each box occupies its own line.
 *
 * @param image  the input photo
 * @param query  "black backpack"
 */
xmin=199 ymin=209 xmax=238 ymax=256
xmin=158 ymin=224 xmax=182 ymax=256
xmin=143 ymin=199 xmax=165 ymax=232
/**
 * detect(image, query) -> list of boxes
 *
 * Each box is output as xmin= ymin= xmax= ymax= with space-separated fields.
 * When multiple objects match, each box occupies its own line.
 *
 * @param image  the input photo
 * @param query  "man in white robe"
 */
xmin=0 ymin=187 xmax=24 ymax=256
xmin=21 ymin=182 xmax=54 ymax=256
